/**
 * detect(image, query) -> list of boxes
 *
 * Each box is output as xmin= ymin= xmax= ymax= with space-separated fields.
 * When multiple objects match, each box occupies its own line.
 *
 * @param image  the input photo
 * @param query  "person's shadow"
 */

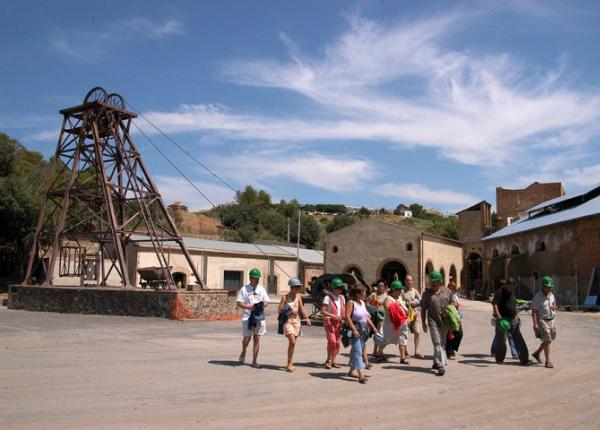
xmin=309 ymin=371 xmax=364 ymax=382
xmin=456 ymin=354 xmax=494 ymax=367
xmin=207 ymin=360 xmax=286 ymax=371
xmin=381 ymin=365 xmax=434 ymax=375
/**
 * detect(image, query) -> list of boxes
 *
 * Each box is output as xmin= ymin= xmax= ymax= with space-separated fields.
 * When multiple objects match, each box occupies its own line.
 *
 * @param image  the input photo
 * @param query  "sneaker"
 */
xmin=437 ymin=367 xmax=446 ymax=376
xmin=532 ymin=351 xmax=542 ymax=363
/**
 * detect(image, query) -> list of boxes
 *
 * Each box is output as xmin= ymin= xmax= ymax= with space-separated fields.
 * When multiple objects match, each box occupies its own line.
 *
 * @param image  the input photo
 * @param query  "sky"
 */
xmin=1 ymin=0 xmax=600 ymax=213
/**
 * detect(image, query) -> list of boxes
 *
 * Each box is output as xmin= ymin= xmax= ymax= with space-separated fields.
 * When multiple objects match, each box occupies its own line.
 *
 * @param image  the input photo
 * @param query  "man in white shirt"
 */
xmin=237 ymin=268 xmax=270 ymax=368
xmin=531 ymin=275 xmax=557 ymax=368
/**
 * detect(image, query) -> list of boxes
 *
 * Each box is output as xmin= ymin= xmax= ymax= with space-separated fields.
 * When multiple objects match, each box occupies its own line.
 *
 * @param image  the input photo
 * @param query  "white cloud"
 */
xmin=563 ymin=165 xmax=600 ymax=188
xmin=50 ymin=16 xmax=184 ymax=61
xmin=375 ymin=182 xmax=480 ymax=208
xmin=154 ymin=176 xmax=235 ymax=211
xmin=139 ymin=12 xmax=600 ymax=171
xmin=209 ymin=150 xmax=375 ymax=193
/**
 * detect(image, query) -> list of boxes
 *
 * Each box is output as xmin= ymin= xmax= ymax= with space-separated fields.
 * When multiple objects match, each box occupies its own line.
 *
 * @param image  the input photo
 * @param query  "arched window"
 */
xmin=406 ymin=243 xmax=413 ymax=251
xmin=332 ymin=245 xmax=338 ymax=253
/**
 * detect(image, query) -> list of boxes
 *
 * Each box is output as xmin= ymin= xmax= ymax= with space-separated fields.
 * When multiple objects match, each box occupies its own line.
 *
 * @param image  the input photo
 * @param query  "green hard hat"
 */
xmin=249 ymin=268 xmax=261 ymax=279
xmin=429 ymin=271 xmax=442 ymax=282
xmin=331 ymin=278 xmax=345 ymax=289
xmin=542 ymin=276 xmax=554 ymax=288
xmin=390 ymin=280 xmax=404 ymax=291
xmin=497 ymin=318 xmax=511 ymax=332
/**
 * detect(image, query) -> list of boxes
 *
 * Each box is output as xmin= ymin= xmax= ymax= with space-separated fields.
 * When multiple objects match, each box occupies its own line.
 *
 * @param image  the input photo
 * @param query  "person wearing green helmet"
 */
xmin=421 ymin=270 xmax=451 ymax=376
xmin=491 ymin=277 xmax=530 ymax=365
xmin=531 ymin=276 xmax=557 ymax=368
xmin=236 ymin=267 xmax=270 ymax=368
xmin=379 ymin=279 xmax=411 ymax=364
xmin=321 ymin=277 xmax=346 ymax=369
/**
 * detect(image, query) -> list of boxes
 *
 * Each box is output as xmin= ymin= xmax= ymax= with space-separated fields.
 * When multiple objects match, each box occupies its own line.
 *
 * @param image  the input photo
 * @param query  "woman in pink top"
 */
xmin=320 ymin=278 xmax=346 ymax=369
xmin=345 ymin=285 xmax=378 ymax=384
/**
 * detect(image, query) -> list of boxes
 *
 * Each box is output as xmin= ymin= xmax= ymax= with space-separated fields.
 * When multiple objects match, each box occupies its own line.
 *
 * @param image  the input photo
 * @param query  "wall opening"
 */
xmin=380 ymin=260 xmax=407 ymax=287
xmin=223 ymin=270 xmax=243 ymax=291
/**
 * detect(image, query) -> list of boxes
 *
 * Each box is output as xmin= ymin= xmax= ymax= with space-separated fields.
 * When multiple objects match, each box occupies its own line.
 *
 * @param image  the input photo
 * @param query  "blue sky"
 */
xmin=2 ymin=0 xmax=600 ymax=213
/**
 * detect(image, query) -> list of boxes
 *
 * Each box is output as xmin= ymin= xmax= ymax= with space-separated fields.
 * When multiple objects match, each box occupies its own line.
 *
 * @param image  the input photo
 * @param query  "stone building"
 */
xmin=457 ymin=201 xmax=492 ymax=295
xmin=496 ymin=181 xmax=564 ymax=227
xmin=325 ymin=218 xmax=463 ymax=292
xmin=46 ymin=237 xmax=323 ymax=295
xmin=481 ymin=185 xmax=600 ymax=305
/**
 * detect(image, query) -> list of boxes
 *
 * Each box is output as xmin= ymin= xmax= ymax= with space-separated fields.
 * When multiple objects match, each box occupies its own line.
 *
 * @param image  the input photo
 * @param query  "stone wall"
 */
xmin=8 ymin=285 xmax=238 ymax=320
xmin=325 ymin=218 xmax=421 ymax=287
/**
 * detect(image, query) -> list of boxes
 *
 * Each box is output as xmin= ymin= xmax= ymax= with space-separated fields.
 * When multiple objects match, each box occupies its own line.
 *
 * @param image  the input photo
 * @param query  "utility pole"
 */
xmin=296 ymin=208 xmax=301 ymax=278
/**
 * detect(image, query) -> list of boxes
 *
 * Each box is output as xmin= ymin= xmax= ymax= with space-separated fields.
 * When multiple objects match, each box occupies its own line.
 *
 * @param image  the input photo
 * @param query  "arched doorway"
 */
xmin=450 ymin=265 xmax=457 ymax=283
xmin=379 ymin=260 xmax=407 ymax=287
xmin=344 ymin=265 xmax=363 ymax=281
xmin=467 ymin=252 xmax=483 ymax=297
xmin=425 ymin=260 xmax=434 ymax=276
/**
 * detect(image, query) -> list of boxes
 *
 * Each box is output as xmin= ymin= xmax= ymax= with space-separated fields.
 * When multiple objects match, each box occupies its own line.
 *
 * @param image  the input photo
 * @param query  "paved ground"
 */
xmin=1 ymin=300 xmax=599 ymax=430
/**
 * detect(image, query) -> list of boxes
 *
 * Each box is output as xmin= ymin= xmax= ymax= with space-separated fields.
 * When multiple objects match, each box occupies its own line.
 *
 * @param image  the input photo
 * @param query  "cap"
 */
xmin=429 ymin=271 xmax=442 ymax=282
xmin=542 ymin=275 xmax=554 ymax=288
xmin=331 ymin=278 xmax=345 ymax=289
xmin=288 ymin=278 xmax=302 ymax=287
xmin=390 ymin=280 xmax=404 ymax=291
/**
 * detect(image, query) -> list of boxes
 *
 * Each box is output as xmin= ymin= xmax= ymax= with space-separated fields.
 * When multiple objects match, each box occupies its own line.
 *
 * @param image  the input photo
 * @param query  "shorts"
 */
xmin=409 ymin=317 xmax=421 ymax=334
xmin=242 ymin=320 xmax=266 ymax=337
xmin=537 ymin=319 xmax=556 ymax=343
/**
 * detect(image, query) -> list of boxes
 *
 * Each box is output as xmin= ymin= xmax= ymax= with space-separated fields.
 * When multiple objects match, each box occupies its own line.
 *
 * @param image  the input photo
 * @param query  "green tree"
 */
xmin=326 ymin=215 xmax=356 ymax=233
xmin=0 ymin=133 xmax=49 ymax=285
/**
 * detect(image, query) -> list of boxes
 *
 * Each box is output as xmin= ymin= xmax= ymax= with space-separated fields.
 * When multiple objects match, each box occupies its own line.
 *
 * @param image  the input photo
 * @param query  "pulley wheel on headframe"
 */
xmin=107 ymin=93 xmax=125 ymax=109
xmin=84 ymin=86 xmax=108 ymax=104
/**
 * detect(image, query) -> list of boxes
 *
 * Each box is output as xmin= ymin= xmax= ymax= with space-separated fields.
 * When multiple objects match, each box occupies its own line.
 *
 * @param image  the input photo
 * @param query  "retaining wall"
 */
xmin=7 ymin=285 xmax=238 ymax=320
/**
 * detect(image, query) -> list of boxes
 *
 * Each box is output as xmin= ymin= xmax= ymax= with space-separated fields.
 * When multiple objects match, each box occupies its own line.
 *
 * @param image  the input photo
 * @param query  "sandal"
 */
xmin=286 ymin=366 xmax=295 ymax=373
xmin=545 ymin=361 xmax=554 ymax=369
xmin=532 ymin=352 xmax=542 ymax=363
xmin=332 ymin=363 xmax=341 ymax=369
xmin=400 ymin=358 xmax=410 ymax=365
xmin=238 ymin=352 xmax=245 ymax=364
xmin=365 ymin=363 xmax=372 ymax=370
xmin=324 ymin=361 xmax=332 ymax=369
xmin=251 ymin=363 xmax=261 ymax=369
xmin=358 ymin=377 xmax=367 ymax=384
xmin=414 ymin=353 xmax=425 ymax=359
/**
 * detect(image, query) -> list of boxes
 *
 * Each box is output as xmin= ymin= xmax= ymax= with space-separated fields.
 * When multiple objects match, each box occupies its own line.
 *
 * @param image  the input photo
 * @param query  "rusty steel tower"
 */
xmin=23 ymin=87 xmax=203 ymax=289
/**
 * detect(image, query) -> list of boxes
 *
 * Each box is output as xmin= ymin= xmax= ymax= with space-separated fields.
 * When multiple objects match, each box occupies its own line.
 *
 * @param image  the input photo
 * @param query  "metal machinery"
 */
xmin=23 ymin=87 xmax=203 ymax=289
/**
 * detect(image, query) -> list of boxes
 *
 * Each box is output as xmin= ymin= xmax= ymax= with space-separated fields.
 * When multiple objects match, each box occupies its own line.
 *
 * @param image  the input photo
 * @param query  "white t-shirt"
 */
xmin=322 ymin=294 xmax=342 ymax=317
xmin=532 ymin=291 xmax=555 ymax=320
xmin=237 ymin=284 xmax=270 ymax=321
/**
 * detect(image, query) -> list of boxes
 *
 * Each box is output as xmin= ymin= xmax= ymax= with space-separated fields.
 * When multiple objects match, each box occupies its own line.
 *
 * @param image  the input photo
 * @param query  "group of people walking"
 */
xmin=236 ymin=267 xmax=558 ymax=382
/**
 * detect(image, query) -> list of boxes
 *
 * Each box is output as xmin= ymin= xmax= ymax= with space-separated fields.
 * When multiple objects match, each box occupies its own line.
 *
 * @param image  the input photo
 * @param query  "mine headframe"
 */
xmin=23 ymin=87 xmax=203 ymax=289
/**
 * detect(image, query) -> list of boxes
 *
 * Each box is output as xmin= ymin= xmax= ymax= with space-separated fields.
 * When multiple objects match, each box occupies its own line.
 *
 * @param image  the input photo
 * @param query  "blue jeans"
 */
xmin=491 ymin=332 xmax=517 ymax=357
xmin=350 ymin=325 xmax=367 ymax=371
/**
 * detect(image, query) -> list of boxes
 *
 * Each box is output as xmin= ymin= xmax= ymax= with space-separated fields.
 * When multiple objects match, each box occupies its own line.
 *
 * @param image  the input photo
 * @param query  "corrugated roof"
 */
xmin=132 ymin=235 xmax=324 ymax=265
xmin=484 ymin=190 xmax=600 ymax=240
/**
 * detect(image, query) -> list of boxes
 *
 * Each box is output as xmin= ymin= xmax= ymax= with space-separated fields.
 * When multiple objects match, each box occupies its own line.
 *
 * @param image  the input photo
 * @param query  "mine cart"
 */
xmin=137 ymin=266 xmax=173 ymax=289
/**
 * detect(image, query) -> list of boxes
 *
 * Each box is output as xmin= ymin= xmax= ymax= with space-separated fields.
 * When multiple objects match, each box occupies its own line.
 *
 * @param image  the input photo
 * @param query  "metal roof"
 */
xmin=132 ymin=235 xmax=324 ymax=265
xmin=484 ymin=189 xmax=600 ymax=240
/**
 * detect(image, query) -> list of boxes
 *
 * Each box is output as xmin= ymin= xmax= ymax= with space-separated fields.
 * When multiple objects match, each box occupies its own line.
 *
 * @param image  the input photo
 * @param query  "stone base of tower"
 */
xmin=7 ymin=285 xmax=238 ymax=321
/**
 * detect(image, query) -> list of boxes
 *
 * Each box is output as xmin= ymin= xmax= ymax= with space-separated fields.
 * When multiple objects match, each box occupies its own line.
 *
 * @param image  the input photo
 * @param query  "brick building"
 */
xmin=325 ymin=218 xmax=463 ymax=293
xmin=496 ymin=181 xmax=564 ymax=227
xmin=481 ymin=185 xmax=600 ymax=305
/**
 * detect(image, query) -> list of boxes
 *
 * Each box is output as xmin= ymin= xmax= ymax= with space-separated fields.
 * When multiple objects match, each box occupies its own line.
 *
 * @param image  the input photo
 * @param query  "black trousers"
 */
xmin=446 ymin=325 xmax=463 ymax=355
xmin=493 ymin=318 xmax=529 ymax=364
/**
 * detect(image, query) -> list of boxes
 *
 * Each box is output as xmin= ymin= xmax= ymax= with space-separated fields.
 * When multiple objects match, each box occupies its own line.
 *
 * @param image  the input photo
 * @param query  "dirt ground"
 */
xmin=1 ymin=300 xmax=599 ymax=430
